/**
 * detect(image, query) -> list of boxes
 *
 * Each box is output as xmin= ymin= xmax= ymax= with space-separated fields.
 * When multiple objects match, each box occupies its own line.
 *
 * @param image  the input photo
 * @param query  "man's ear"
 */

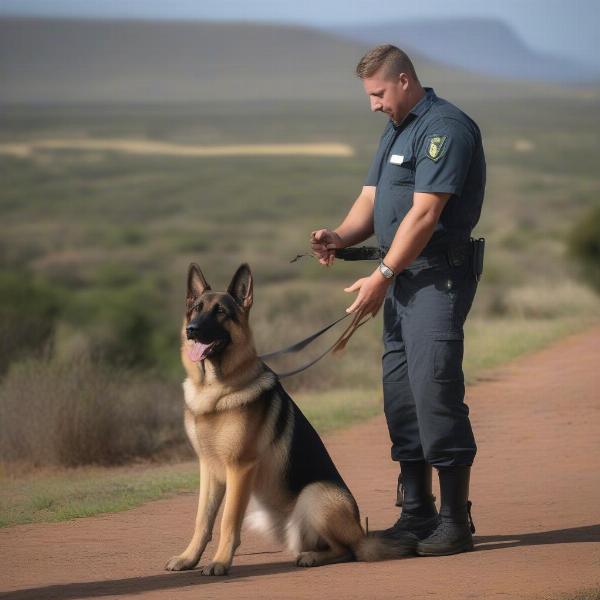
xmin=187 ymin=263 xmax=211 ymax=299
xmin=227 ymin=263 xmax=253 ymax=311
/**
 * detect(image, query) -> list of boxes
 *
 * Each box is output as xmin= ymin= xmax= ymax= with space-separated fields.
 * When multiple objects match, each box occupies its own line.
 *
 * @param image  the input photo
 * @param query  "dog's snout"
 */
xmin=186 ymin=324 xmax=199 ymax=339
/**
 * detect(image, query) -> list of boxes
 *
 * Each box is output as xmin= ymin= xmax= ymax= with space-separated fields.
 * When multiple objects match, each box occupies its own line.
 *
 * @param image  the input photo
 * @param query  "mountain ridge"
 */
xmin=0 ymin=16 xmax=582 ymax=106
xmin=329 ymin=17 xmax=600 ymax=84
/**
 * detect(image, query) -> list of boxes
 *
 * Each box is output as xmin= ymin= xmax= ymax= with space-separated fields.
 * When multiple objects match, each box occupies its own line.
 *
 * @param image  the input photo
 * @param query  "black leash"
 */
xmin=259 ymin=312 xmax=370 ymax=379
xmin=264 ymin=245 xmax=380 ymax=379
xmin=277 ymin=239 xmax=484 ymax=378
xmin=260 ymin=313 xmax=350 ymax=361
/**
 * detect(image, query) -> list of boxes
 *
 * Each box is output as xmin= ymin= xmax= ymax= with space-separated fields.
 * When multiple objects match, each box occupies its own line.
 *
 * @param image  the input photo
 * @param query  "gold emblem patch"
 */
xmin=427 ymin=135 xmax=448 ymax=161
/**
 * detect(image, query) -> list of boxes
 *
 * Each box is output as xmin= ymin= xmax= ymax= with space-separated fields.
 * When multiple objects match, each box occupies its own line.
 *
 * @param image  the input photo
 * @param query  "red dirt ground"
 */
xmin=1 ymin=326 xmax=599 ymax=600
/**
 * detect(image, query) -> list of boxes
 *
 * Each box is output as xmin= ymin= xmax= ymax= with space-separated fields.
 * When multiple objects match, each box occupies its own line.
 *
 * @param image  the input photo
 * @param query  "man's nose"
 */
xmin=370 ymin=98 xmax=382 ymax=112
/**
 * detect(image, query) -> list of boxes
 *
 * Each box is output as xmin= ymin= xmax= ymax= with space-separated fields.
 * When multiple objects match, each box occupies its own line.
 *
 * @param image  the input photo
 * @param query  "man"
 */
xmin=311 ymin=44 xmax=485 ymax=556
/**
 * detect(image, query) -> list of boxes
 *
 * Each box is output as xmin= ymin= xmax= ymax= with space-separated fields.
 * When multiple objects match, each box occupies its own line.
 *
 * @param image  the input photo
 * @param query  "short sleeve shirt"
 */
xmin=365 ymin=88 xmax=486 ymax=251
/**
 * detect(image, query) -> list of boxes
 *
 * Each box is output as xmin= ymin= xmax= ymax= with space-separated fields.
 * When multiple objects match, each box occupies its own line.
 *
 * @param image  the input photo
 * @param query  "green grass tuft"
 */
xmin=0 ymin=463 xmax=198 ymax=528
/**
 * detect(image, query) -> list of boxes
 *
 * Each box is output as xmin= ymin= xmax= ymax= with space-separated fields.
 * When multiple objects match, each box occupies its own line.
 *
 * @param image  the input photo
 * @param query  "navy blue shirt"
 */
xmin=365 ymin=88 xmax=486 ymax=251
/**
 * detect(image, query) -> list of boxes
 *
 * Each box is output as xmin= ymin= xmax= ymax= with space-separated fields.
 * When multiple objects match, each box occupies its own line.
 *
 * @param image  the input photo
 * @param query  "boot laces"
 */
xmin=426 ymin=502 xmax=475 ymax=541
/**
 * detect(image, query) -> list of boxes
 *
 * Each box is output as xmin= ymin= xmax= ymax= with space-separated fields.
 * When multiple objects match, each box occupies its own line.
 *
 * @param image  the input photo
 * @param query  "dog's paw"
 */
xmin=165 ymin=554 xmax=198 ymax=571
xmin=200 ymin=562 xmax=229 ymax=576
xmin=296 ymin=551 xmax=320 ymax=567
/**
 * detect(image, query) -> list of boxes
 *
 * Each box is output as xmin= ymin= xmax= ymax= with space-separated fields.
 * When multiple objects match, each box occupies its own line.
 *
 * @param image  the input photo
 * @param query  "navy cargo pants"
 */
xmin=382 ymin=251 xmax=477 ymax=467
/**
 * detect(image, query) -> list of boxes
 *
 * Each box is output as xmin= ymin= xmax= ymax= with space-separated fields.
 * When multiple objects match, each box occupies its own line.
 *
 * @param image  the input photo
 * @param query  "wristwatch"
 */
xmin=378 ymin=261 xmax=395 ymax=279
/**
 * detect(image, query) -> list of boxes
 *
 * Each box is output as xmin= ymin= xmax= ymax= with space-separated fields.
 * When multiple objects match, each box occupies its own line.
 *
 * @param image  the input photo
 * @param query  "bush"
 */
xmin=0 ymin=266 xmax=181 ymax=381
xmin=0 ymin=356 xmax=188 ymax=467
xmin=0 ymin=271 xmax=62 ymax=376
xmin=568 ymin=205 xmax=600 ymax=293
xmin=64 ymin=279 xmax=179 ymax=373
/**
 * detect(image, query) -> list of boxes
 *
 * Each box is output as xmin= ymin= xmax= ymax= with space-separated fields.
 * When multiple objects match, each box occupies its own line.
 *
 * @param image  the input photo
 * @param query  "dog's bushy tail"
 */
xmin=353 ymin=532 xmax=417 ymax=562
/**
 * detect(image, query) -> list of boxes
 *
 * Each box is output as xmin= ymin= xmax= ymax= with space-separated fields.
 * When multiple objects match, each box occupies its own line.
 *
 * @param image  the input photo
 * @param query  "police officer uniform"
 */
xmin=365 ymin=87 xmax=486 ymax=554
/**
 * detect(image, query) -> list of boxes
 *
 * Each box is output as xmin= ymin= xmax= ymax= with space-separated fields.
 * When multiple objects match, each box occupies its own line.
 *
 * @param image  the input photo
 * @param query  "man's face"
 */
xmin=362 ymin=69 xmax=409 ymax=125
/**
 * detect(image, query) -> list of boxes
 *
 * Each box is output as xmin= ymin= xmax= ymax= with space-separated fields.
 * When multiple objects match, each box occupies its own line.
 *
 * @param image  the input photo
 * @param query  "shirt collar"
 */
xmin=390 ymin=87 xmax=436 ymax=129
xmin=409 ymin=87 xmax=436 ymax=117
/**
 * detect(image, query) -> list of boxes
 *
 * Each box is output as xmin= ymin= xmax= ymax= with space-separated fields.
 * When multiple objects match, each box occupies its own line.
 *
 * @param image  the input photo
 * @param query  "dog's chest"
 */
xmin=187 ymin=409 xmax=251 ymax=465
xmin=183 ymin=378 xmax=222 ymax=414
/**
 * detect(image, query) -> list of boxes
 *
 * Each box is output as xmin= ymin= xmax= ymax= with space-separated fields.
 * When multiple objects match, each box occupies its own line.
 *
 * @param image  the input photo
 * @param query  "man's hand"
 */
xmin=345 ymin=269 xmax=392 ymax=318
xmin=311 ymin=229 xmax=342 ymax=266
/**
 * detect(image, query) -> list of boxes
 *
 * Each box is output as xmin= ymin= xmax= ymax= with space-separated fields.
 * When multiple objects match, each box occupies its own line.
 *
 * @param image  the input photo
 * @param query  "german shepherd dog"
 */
xmin=165 ymin=263 xmax=414 ymax=576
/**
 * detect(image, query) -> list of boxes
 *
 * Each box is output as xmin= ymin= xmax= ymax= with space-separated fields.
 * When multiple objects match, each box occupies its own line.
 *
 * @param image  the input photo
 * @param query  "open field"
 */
xmin=1 ymin=94 xmax=599 ymax=475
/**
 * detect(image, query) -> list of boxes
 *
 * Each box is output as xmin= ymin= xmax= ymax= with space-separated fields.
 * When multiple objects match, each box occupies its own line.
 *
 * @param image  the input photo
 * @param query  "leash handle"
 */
xmin=290 ymin=246 xmax=381 ymax=263
xmin=334 ymin=246 xmax=381 ymax=261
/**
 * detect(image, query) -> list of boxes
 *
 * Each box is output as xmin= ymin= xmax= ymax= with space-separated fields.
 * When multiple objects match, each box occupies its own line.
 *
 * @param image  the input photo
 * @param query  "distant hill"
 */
xmin=330 ymin=18 xmax=600 ymax=85
xmin=0 ymin=17 xmax=550 ymax=106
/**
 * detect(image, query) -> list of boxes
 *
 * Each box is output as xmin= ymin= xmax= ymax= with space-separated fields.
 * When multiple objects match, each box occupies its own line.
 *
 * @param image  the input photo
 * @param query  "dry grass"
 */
xmin=1 ymin=98 xmax=599 ymax=474
xmin=557 ymin=590 xmax=600 ymax=600
xmin=502 ymin=281 xmax=600 ymax=319
xmin=0 ymin=355 xmax=187 ymax=468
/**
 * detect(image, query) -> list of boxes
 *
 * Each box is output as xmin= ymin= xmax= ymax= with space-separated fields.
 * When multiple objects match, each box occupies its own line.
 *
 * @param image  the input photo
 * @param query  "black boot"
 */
xmin=383 ymin=461 xmax=439 ymax=540
xmin=416 ymin=465 xmax=475 ymax=556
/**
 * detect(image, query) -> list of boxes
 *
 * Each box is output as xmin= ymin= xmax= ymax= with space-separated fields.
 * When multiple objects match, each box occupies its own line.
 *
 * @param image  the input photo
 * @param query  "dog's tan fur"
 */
xmin=165 ymin=263 xmax=413 ymax=576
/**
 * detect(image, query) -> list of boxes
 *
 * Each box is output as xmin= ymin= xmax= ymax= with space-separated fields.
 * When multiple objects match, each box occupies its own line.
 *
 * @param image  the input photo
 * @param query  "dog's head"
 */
xmin=183 ymin=263 xmax=253 ymax=364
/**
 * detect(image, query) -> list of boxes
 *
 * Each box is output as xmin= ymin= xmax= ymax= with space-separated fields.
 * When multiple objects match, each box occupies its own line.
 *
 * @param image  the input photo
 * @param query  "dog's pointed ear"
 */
xmin=187 ymin=263 xmax=211 ymax=298
xmin=227 ymin=263 xmax=253 ymax=311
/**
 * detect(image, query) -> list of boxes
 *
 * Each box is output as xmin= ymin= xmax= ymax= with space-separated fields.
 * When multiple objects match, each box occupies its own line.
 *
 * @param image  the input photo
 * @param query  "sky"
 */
xmin=1 ymin=0 xmax=598 ymax=68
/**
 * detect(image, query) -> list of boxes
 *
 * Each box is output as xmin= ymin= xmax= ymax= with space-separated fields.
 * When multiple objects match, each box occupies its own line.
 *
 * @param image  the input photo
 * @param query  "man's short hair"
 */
xmin=355 ymin=44 xmax=419 ymax=81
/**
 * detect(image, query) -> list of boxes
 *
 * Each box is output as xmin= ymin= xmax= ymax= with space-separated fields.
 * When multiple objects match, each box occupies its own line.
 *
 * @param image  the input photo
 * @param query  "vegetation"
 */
xmin=568 ymin=204 xmax=600 ymax=293
xmin=0 ymin=96 xmax=599 ymax=478
xmin=0 ymin=461 xmax=198 ymax=528
xmin=559 ymin=590 xmax=600 ymax=600
xmin=0 ymin=271 xmax=62 ymax=375
xmin=0 ymin=309 xmax=596 ymax=528
xmin=0 ymin=357 xmax=185 ymax=468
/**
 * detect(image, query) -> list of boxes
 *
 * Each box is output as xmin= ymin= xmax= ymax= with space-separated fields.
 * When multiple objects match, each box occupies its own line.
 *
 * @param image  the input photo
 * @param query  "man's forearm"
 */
xmin=382 ymin=191 xmax=449 ymax=273
xmin=382 ymin=207 xmax=439 ymax=273
xmin=333 ymin=191 xmax=374 ymax=248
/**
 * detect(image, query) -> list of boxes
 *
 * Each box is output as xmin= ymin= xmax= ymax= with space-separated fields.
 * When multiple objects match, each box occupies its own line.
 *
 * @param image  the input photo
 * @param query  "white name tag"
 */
xmin=389 ymin=154 xmax=405 ymax=165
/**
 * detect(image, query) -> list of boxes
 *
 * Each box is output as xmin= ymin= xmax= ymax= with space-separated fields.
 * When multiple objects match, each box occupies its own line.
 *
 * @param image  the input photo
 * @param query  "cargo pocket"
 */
xmin=432 ymin=332 xmax=464 ymax=383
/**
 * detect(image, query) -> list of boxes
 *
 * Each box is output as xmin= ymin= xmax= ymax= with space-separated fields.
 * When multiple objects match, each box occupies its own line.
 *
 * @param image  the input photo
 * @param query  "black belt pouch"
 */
xmin=471 ymin=237 xmax=485 ymax=281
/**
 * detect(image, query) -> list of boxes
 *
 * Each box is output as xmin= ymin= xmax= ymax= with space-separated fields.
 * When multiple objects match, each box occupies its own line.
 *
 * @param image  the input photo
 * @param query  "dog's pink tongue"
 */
xmin=187 ymin=341 xmax=212 ymax=362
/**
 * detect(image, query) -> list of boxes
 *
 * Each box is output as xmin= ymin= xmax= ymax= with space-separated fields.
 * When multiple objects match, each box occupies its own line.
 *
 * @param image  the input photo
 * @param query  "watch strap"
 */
xmin=379 ymin=261 xmax=395 ymax=279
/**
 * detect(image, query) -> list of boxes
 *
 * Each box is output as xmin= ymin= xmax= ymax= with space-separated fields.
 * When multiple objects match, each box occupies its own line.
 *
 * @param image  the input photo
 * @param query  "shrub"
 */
xmin=0 ymin=271 xmax=62 ymax=376
xmin=568 ymin=205 xmax=600 ymax=293
xmin=0 ymin=356 xmax=188 ymax=467
xmin=65 ymin=281 xmax=179 ymax=372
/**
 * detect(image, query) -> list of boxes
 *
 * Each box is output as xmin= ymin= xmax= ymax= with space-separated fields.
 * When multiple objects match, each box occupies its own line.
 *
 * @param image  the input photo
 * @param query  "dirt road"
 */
xmin=1 ymin=326 xmax=599 ymax=600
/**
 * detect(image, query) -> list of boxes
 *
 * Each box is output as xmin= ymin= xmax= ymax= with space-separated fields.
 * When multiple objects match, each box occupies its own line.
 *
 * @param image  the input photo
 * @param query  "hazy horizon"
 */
xmin=1 ymin=0 xmax=598 ymax=70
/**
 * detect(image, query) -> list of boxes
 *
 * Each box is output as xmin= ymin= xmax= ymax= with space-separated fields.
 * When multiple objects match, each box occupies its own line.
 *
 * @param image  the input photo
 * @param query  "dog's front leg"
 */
xmin=165 ymin=458 xmax=225 ymax=571
xmin=200 ymin=461 xmax=256 ymax=576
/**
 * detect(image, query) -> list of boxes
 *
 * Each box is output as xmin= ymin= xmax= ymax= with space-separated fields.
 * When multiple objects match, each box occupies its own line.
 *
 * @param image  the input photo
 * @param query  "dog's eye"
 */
xmin=188 ymin=301 xmax=202 ymax=313
xmin=216 ymin=305 xmax=226 ymax=315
